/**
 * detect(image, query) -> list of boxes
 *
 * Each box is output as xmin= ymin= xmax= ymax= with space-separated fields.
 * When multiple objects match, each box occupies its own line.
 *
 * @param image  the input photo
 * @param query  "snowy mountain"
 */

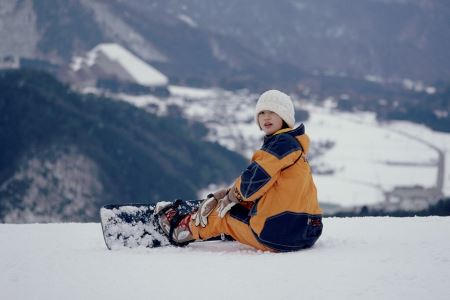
xmin=1 ymin=217 xmax=449 ymax=299
xmin=1 ymin=0 xmax=449 ymax=86
xmin=1 ymin=0 xmax=450 ymax=221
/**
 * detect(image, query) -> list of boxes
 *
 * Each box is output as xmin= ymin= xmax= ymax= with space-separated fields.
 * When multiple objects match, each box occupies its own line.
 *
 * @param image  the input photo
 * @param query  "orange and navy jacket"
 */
xmin=232 ymin=124 xmax=322 ymax=252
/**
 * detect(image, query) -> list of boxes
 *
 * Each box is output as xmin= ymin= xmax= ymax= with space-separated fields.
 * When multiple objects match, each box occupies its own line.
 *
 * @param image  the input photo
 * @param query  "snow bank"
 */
xmin=1 ymin=217 xmax=449 ymax=299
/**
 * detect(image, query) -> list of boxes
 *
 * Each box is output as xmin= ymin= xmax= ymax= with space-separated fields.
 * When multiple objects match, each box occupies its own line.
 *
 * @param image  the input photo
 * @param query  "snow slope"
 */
xmin=2 ymin=218 xmax=449 ymax=300
xmin=72 ymin=43 xmax=168 ymax=86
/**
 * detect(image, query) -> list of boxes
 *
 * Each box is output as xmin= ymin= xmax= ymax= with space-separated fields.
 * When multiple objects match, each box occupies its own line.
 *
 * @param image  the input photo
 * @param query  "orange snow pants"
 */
xmin=189 ymin=208 xmax=273 ymax=252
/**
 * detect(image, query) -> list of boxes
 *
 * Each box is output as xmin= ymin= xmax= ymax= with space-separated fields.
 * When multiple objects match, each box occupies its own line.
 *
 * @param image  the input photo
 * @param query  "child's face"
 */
xmin=258 ymin=110 xmax=284 ymax=135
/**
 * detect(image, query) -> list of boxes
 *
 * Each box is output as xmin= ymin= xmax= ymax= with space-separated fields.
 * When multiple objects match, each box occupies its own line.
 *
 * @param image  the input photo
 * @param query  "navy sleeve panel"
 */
xmin=261 ymin=133 xmax=302 ymax=160
xmin=229 ymin=204 xmax=251 ymax=225
xmin=239 ymin=161 xmax=272 ymax=199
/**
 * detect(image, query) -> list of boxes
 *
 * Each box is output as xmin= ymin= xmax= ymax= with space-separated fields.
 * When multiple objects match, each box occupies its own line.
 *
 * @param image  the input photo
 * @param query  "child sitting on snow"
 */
xmin=156 ymin=89 xmax=323 ymax=252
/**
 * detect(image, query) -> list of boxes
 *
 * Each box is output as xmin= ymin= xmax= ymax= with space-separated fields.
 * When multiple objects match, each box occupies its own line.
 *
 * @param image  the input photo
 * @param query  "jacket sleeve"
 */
xmin=234 ymin=134 xmax=303 ymax=202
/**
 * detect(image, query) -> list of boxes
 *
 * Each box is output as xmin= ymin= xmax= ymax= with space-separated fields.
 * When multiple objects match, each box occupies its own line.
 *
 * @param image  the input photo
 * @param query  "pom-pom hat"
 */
xmin=255 ymin=90 xmax=295 ymax=128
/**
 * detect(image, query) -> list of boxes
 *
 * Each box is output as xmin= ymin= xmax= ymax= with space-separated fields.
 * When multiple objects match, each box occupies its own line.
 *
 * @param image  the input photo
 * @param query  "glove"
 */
xmin=216 ymin=185 xmax=242 ymax=218
xmin=192 ymin=188 xmax=229 ymax=227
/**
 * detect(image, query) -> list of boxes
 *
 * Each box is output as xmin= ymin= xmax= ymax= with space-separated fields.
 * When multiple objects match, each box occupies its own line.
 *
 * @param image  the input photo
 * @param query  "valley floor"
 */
xmin=1 ymin=217 xmax=449 ymax=299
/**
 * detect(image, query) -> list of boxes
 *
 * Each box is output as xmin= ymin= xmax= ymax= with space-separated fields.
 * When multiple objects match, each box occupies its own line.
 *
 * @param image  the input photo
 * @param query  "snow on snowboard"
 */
xmin=100 ymin=199 xmax=201 ymax=250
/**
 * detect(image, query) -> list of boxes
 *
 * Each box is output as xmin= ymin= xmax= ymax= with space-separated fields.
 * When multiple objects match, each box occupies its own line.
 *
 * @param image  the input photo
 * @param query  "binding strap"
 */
xmin=156 ymin=199 xmax=192 ymax=247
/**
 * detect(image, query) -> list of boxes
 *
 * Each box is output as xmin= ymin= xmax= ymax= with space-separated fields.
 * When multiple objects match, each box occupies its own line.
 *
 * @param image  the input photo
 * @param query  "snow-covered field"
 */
xmin=1 ymin=218 xmax=449 ymax=300
xmin=306 ymin=105 xmax=450 ymax=207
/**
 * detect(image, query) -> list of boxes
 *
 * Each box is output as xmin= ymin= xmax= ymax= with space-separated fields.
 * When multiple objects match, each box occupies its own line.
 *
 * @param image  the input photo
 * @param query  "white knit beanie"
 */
xmin=255 ymin=90 xmax=295 ymax=128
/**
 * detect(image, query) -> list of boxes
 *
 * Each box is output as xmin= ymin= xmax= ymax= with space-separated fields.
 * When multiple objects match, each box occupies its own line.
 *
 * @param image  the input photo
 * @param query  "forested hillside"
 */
xmin=0 ymin=70 xmax=246 ymax=222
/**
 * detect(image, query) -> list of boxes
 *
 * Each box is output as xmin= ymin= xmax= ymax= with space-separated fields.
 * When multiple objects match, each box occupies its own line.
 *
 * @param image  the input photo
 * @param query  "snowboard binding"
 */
xmin=155 ymin=199 xmax=195 ymax=247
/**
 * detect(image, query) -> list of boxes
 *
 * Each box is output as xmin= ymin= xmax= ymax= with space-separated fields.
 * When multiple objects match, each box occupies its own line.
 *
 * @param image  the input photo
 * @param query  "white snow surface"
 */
xmin=75 ymin=43 xmax=168 ymax=86
xmin=2 ymin=218 xmax=449 ymax=300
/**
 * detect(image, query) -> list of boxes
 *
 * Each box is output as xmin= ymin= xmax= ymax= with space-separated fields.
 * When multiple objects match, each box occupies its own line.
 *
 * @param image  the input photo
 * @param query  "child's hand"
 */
xmin=192 ymin=188 xmax=229 ymax=227
xmin=216 ymin=185 xmax=241 ymax=218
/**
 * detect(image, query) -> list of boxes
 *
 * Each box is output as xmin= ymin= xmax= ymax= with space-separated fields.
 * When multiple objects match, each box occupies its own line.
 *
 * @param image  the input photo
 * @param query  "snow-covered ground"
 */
xmin=2 ymin=218 xmax=449 ymax=299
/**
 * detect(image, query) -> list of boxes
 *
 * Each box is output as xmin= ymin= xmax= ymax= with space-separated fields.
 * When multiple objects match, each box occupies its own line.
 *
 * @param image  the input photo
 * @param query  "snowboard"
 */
xmin=100 ymin=199 xmax=201 ymax=250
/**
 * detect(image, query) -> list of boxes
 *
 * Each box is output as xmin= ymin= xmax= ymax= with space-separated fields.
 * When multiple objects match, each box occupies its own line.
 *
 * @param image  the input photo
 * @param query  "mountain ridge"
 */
xmin=1 ymin=0 xmax=449 ymax=88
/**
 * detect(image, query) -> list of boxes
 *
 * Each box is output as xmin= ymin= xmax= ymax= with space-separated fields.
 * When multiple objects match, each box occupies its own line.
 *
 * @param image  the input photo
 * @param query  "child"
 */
xmin=157 ymin=89 xmax=323 ymax=252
